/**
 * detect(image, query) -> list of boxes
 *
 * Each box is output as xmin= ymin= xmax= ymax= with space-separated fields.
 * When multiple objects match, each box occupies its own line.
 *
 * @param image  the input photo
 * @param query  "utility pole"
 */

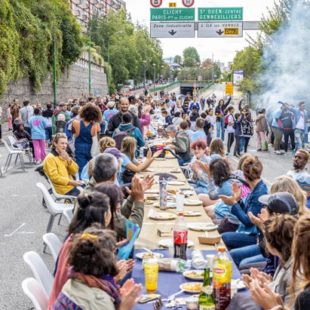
xmin=153 ymin=63 xmax=156 ymax=92
xmin=143 ymin=60 xmax=147 ymax=91
xmin=212 ymin=53 xmax=214 ymax=83
xmin=88 ymin=46 xmax=92 ymax=95
xmin=52 ymin=34 xmax=57 ymax=108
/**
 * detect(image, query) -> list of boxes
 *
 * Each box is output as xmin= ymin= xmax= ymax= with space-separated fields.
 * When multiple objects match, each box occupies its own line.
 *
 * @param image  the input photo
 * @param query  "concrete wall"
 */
xmin=0 ymin=56 xmax=108 ymax=113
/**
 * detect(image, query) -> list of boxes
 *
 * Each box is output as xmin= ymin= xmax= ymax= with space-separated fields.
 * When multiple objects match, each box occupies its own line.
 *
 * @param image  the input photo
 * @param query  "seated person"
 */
xmin=120 ymin=136 xmax=161 ymax=184
xmin=161 ymin=108 xmax=172 ymax=128
xmin=165 ymin=123 xmax=191 ymax=166
xmin=13 ymin=119 xmax=34 ymax=157
xmin=287 ymin=149 xmax=310 ymax=207
xmin=190 ymin=118 xmax=208 ymax=144
xmin=43 ymin=133 xmax=83 ymax=196
xmin=247 ymin=215 xmax=310 ymax=310
xmin=228 ymin=214 xmax=297 ymax=310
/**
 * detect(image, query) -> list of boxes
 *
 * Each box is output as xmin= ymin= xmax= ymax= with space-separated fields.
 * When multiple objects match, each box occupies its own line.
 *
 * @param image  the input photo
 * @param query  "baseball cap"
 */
xmin=104 ymin=147 xmax=123 ymax=160
xmin=258 ymin=192 xmax=299 ymax=215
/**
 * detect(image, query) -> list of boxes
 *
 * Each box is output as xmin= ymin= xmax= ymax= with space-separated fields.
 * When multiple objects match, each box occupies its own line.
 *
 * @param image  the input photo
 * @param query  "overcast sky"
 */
xmin=125 ymin=0 xmax=275 ymax=64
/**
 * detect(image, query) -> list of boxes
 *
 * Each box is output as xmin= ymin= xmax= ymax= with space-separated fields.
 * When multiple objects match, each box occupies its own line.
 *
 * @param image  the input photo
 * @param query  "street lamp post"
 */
xmin=52 ymin=34 xmax=57 ymax=108
xmin=153 ymin=63 xmax=156 ymax=92
xmin=88 ymin=46 xmax=92 ymax=95
xmin=143 ymin=60 xmax=147 ymax=91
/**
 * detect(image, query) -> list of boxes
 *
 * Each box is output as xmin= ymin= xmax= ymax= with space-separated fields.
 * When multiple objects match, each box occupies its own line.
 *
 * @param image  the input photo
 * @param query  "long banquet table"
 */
xmin=132 ymin=156 xmax=241 ymax=309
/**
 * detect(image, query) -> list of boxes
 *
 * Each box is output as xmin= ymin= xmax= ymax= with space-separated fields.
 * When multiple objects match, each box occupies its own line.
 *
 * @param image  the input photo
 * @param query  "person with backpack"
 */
xmin=113 ymin=112 xmax=144 ymax=150
xmin=279 ymin=103 xmax=296 ymax=153
xmin=225 ymin=106 xmax=235 ymax=155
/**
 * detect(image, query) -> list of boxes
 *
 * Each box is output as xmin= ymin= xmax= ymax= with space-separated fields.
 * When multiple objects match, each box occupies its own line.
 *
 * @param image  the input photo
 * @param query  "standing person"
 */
xmin=29 ymin=108 xmax=47 ymax=164
xmin=72 ymin=103 xmax=101 ymax=173
xmin=255 ymin=109 xmax=269 ymax=151
xmin=293 ymin=101 xmax=308 ymax=151
xmin=108 ymin=97 xmax=141 ymax=135
xmin=11 ymin=100 xmax=20 ymax=130
xmin=278 ymin=103 xmax=295 ymax=154
xmin=234 ymin=113 xmax=242 ymax=157
xmin=42 ymin=103 xmax=54 ymax=145
xmin=189 ymin=95 xmax=201 ymax=112
xmin=240 ymin=106 xmax=254 ymax=153
xmin=271 ymin=103 xmax=285 ymax=154
xmin=139 ymin=104 xmax=151 ymax=137
xmin=215 ymin=97 xmax=232 ymax=140
xmin=19 ymin=100 xmax=34 ymax=135
xmin=52 ymin=103 xmax=71 ymax=135
xmin=7 ymin=103 xmax=13 ymax=131
xmin=226 ymin=106 xmax=235 ymax=155
xmin=103 ymin=101 xmax=118 ymax=123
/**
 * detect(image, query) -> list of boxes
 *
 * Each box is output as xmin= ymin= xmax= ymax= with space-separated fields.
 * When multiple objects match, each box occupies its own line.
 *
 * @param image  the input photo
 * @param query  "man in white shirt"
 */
xmin=19 ymin=100 xmax=34 ymax=135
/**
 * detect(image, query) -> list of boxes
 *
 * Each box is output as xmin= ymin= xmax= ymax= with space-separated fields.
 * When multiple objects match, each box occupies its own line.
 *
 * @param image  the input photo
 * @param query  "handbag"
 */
xmin=91 ymin=135 xmax=100 ymax=158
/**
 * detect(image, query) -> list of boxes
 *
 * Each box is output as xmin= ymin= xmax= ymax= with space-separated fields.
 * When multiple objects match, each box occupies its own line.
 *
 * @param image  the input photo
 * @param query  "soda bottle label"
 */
xmin=173 ymin=230 xmax=188 ymax=244
xmin=199 ymin=306 xmax=215 ymax=310
xmin=202 ymin=285 xmax=213 ymax=295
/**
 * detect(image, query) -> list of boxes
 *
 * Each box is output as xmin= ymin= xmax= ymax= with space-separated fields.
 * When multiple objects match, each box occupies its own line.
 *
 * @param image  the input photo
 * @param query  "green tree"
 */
xmin=183 ymin=47 xmax=200 ymax=67
xmin=174 ymin=55 xmax=182 ymax=65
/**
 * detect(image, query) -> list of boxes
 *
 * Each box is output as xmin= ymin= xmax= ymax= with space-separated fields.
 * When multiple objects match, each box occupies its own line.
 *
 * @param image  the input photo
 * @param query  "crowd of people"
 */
xmin=3 ymin=91 xmax=310 ymax=310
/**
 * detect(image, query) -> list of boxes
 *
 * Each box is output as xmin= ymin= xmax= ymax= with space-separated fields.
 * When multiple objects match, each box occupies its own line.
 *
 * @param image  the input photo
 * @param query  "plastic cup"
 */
xmin=144 ymin=258 xmax=159 ymax=293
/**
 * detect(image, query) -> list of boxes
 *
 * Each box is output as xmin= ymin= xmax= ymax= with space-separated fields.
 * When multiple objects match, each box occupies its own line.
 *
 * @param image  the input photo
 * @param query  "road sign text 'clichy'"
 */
xmin=151 ymin=8 xmax=195 ymax=21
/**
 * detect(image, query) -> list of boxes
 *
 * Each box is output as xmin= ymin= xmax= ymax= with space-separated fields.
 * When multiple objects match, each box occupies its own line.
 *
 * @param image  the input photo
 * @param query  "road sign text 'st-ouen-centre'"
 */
xmin=151 ymin=8 xmax=195 ymax=21
xmin=198 ymin=8 xmax=243 ymax=21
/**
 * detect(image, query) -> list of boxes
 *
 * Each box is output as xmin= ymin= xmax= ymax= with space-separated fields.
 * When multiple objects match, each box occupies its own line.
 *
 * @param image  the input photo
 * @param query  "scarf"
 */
xmin=69 ymin=269 xmax=121 ymax=308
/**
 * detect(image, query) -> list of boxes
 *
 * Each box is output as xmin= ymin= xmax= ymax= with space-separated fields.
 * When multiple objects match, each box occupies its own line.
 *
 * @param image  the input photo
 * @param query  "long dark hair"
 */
xmin=209 ymin=158 xmax=231 ymax=186
xmin=94 ymin=183 xmax=124 ymax=231
xmin=68 ymin=192 xmax=110 ymax=235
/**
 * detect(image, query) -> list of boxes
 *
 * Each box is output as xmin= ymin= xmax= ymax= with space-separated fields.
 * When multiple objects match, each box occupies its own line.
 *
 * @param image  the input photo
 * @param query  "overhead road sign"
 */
xmin=150 ymin=8 xmax=195 ymax=21
xmin=182 ymin=0 xmax=195 ymax=7
xmin=198 ymin=7 xmax=243 ymax=21
xmin=150 ymin=22 xmax=195 ymax=38
xmin=150 ymin=0 xmax=163 ymax=8
xmin=198 ymin=22 xmax=243 ymax=38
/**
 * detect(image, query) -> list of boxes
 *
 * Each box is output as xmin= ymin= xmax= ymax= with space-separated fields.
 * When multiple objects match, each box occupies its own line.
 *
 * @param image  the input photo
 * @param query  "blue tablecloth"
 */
xmin=133 ymin=249 xmax=241 ymax=310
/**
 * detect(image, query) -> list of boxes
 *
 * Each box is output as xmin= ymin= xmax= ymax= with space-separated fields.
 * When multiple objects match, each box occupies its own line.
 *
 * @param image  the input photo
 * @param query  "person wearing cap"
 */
xmin=103 ymin=101 xmax=118 ymax=122
xmin=165 ymin=123 xmax=191 ymax=165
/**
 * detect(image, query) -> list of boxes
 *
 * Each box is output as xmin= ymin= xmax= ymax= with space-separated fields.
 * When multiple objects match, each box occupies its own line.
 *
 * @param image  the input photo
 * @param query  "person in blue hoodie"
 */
xmin=113 ymin=112 xmax=145 ymax=149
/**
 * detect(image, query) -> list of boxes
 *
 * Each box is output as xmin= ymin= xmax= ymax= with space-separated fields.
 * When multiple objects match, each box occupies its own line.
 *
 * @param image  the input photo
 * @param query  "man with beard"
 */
xmin=287 ymin=149 xmax=310 ymax=206
xmin=107 ymin=97 xmax=141 ymax=135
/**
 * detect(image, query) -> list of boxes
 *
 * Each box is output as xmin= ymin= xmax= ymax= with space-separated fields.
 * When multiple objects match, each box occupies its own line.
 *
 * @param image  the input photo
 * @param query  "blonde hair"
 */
xmin=120 ymin=136 xmax=136 ymax=161
xmin=271 ymin=176 xmax=309 ymax=215
xmin=99 ymin=137 xmax=116 ymax=153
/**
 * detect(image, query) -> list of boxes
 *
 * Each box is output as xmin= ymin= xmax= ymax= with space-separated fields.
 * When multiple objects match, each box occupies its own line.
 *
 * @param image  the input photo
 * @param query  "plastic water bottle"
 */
xmin=159 ymin=179 xmax=168 ymax=210
xmin=176 ymin=191 xmax=185 ymax=214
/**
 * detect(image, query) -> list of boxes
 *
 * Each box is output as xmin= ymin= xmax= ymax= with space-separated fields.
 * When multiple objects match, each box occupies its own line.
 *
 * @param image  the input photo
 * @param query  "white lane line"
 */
xmin=229 ymin=156 xmax=272 ymax=187
xmin=4 ymin=223 xmax=26 ymax=237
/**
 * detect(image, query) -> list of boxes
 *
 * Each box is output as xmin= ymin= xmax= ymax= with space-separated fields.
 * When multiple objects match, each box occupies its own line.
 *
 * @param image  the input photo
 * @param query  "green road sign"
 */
xmin=198 ymin=7 xmax=243 ymax=21
xmin=150 ymin=8 xmax=195 ymax=21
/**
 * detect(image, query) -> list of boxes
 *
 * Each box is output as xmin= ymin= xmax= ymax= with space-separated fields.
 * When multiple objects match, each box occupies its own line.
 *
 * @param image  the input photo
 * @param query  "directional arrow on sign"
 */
xmin=168 ymin=30 xmax=177 ymax=36
xmin=216 ymin=29 xmax=224 ymax=36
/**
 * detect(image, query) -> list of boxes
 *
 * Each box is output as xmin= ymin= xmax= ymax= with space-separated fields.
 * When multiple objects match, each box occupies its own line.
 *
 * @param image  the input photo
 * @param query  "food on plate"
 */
xmin=136 ymin=252 xmax=164 ymax=260
xmin=183 ymin=270 xmax=204 ymax=281
xmin=180 ymin=282 xmax=203 ymax=293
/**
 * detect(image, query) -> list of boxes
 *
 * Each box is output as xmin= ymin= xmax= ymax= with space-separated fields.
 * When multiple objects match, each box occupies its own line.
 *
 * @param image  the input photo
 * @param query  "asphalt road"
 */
xmin=0 ymin=84 xmax=299 ymax=309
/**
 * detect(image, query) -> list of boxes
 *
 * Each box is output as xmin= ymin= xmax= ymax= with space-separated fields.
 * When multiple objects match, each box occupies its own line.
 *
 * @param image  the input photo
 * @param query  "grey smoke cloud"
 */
xmin=257 ymin=0 xmax=310 ymax=111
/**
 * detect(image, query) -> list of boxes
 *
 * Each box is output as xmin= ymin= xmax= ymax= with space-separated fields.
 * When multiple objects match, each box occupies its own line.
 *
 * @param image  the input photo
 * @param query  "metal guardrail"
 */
xmin=149 ymin=81 xmax=179 ymax=93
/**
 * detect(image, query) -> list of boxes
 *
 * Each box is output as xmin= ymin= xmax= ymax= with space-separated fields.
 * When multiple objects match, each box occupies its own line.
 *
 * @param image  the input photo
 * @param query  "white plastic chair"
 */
xmin=46 ymin=176 xmax=77 ymax=203
xmin=23 ymin=251 xmax=53 ymax=296
xmin=42 ymin=233 xmax=63 ymax=262
xmin=8 ymin=135 xmax=33 ymax=163
xmin=2 ymin=138 xmax=25 ymax=173
xmin=21 ymin=278 xmax=48 ymax=310
xmin=63 ymin=208 xmax=74 ymax=225
xmin=36 ymin=183 xmax=74 ymax=232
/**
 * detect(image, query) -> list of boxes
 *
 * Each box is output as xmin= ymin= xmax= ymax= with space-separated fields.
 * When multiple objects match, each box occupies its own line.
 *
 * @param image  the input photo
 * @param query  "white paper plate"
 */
xmin=167 ymin=181 xmax=186 ymax=186
xmin=158 ymin=239 xmax=194 ymax=248
xmin=149 ymin=212 xmax=176 ymax=221
xmin=184 ymin=199 xmax=203 ymax=206
xmin=135 ymin=252 xmax=164 ymax=260
xmin=183 ymin=270 xmax=204 ymax=281
xmin=187 ymin=223 xmax=218 ymax=232
xmin=183 ymin=211 xmax=202 ymax=217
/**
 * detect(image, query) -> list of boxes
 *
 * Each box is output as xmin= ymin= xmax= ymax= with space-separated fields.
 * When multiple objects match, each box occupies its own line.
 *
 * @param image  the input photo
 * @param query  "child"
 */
xmin=225 ymin=106 xmax=235 ymax=155
xmin=233 ymin=113 xmax=242 ymax=157
xmin=255 ymin=108 xmax=269 ymax=151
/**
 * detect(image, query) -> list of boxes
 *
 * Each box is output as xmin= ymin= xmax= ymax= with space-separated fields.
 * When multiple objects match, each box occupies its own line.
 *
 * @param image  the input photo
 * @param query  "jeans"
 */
xmin=283 ymin=129 xmax=295 ymax=152
xmin=216 ymin=118 xmax=225 ymax=141
xmin=240 ymin=136 xmax=250 ymax=153
xmin=227 ymin=132 xmax=234 ymax=153
xmin=234 ymin=136 xmax=240 ymax=155
xmin=45 ymin=127 xmax=53 ymax=143
xmin=221 ymin=232 xmax=257 ymax=250
xmin=65 ymin=187 xmax=81 ymax=196
xmin=295 ymin=129 xmax=304 ymax=150
xmin=230 ymin=244 xmax=262 ymax=267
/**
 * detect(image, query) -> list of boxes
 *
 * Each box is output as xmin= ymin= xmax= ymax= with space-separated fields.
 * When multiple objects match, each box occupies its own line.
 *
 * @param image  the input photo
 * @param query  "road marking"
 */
xmin=4 ymin=223 xmax=26 ymax=237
